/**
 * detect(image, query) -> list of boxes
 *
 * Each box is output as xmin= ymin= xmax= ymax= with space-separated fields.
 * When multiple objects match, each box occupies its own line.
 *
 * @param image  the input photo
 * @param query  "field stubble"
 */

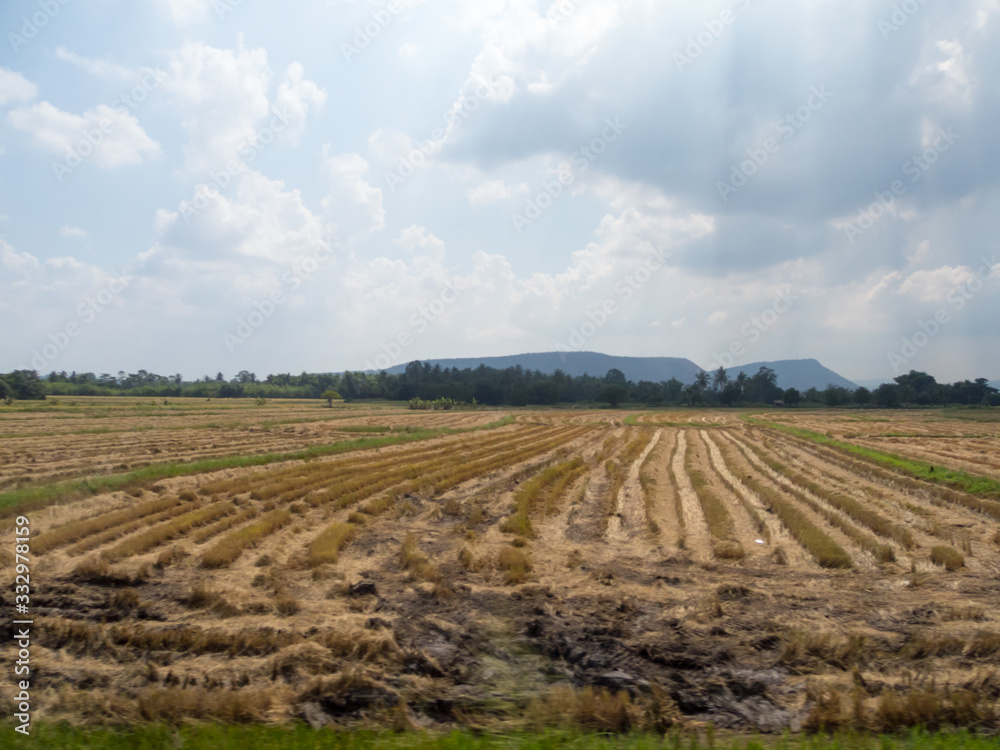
xmin=1 ymin=404 xmax=999 ymax=734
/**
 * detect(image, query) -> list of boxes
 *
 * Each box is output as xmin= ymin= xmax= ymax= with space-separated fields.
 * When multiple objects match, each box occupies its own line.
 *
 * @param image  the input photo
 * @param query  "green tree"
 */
xmin=2 ymin=370 xmax=46 ymax=400
xmin=875 ymin=383 xmax=901 ymax=408
xmin=734 ymin=371 xmax=748 ymax=402
xmin=604 ymin=368 xmax=627 ymax=386
xmin=598 ymin=384 xmax=628 ymax=408
xmin=783 ymin=387 xmax=801 ymax=406
xmin=823 ymin=385 xmax=851 ymax=407
xmin=712 ymin=366 xmax=729 ymax=391
xmin=320 ymin=390 xmax=342 ymax=407
xmin=853 ymin=386 xmax=872 ymax=406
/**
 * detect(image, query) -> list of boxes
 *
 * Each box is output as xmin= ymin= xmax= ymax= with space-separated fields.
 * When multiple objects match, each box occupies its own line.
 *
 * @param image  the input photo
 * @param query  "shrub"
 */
xmin=498 ymin=545 xmax=531 ymax=585
xmin=930 ymin=545 xmax=965 ymax=571
xmin=399 ymin=533 xmax=441 ymax=582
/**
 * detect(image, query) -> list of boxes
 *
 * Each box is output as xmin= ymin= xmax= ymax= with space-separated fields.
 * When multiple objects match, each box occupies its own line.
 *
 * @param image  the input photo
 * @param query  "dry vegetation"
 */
xmin=3 ymin=400 xmax=1000 ymax=734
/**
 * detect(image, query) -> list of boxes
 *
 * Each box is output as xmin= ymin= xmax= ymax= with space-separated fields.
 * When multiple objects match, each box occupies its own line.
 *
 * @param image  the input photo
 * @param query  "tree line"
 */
xmin=1 ymin=364 xmax=997 ymax=408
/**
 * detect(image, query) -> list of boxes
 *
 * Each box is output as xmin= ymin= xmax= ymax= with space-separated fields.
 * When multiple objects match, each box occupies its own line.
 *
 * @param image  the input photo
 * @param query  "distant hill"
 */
xmin=725 ymin=359 xmax=858 ymax=392
xmin=383 ymin=352 xmax=857 ymax=391
xmin=385 ymin=352 xmax=703 ymax=384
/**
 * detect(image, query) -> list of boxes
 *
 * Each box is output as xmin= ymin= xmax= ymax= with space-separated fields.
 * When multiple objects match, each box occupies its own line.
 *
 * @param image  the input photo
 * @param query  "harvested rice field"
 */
xmin=2 ymin=400 xmax=1000 ymax=734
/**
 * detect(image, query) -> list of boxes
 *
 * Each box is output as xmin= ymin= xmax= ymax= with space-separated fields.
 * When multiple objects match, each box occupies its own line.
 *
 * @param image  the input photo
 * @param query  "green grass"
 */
xmin=751 ymin=420 xmax=1000 ymax=500
xmin=9 ymin=725 xmax=1000 ymax=750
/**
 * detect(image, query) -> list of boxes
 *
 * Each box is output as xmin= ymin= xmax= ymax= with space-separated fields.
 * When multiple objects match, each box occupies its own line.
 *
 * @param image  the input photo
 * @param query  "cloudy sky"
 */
xmin=1 ymin=0 xmax=998 ymax=383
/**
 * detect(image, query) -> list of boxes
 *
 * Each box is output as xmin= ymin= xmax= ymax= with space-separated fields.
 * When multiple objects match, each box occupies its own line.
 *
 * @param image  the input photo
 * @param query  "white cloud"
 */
xmin=273 ymin=62 xmax=327 ymax=145
xmin=394 ymin=225 xmax=445 ymax=262
xmin=321 ymin=150 xmax=386 ymax=238
xmin=0 ymin=239 xmax=40 ymax=276
xmin=163 ymin=41 xmax=323 ymax=174
xmin=466 ymin=178 xmax=511 ymax=207
xmin=55 ymin=48 xmax=132 ymax=80
xmin=7 ymin=102 xmax=161 ymax=168
xmin=157 ymin=0 xmax=214 ymax=27
xmin=153 ymin=169 xmax=329 ymax=268
xmin=897 ymin=265 xmax=979 ymax=302
xmin=0 ymin=68 xmax=37 ymax=106
xmin=920 ymin=40 xmax=974 ymax=106
xmin=398 ymin=43 xmax=420 ymax=61
xmin=451 ymin=0 xmax=626 ymax=120
xmin=59 ymin=226 xmax=88 ymax=238
xmin=163 ymin=40 xmax=272 ymax=174
xmin=366 ymin=127 xmax=413 ymax=166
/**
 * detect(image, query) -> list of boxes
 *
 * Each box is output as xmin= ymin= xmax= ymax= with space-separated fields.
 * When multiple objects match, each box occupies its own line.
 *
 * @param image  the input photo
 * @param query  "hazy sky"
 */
xmin=1 ymin=0 xmax=997 ymax=382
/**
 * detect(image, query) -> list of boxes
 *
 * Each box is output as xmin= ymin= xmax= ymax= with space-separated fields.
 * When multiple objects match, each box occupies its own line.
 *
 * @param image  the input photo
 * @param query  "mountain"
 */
xmin=383 ymin=352 xmax=857 ymax=391
xmin=723 ymin=359 xmax=858 ymax=392
xmin=385 ymin=352 xmax=703 ymax=384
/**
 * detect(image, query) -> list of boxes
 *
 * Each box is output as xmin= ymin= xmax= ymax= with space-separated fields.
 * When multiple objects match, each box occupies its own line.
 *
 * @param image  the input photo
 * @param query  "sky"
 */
xmin=0 ymin=0 xmax=998 ymax=384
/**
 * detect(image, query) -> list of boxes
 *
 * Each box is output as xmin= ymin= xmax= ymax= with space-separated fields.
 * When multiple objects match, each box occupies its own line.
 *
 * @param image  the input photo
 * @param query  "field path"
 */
xmin=606 ymin=429 xmax=661 ymax=547
xmin=671 ymin=430 xmax=712 ymax=563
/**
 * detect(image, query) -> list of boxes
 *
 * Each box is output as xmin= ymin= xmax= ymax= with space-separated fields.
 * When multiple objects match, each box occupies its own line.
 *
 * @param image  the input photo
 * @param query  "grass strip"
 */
xmin=308 ymin=522 xmax=356 ymax=566
xmin=103 ymin=501 xmax=236 ymax=561
xmin=201 ymin=508 xmax=293 ymax=568
xmin=13 ymin=724 xmax=1000 ymax=749
xmin=33 ymin=496 xmax=185 ymax=554
xmin=750 ymin=419 xmax=1000 ymax=501
xmin=500 ymin=457 xmax=588 ymax=537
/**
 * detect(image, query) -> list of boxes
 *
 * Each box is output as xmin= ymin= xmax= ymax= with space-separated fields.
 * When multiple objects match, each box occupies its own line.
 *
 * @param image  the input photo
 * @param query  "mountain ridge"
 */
xmin=382 ymin=352 xmax=857 ymax=391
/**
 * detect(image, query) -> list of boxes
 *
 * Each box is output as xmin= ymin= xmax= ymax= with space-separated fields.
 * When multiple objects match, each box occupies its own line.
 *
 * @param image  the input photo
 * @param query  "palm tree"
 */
xmin=712 ymin=366 xmax=729 ymax=391
xmin=734 ymin=371 xmax=748 ymax=402
xmin=694 ymin=370 xmax=709 ymax=391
